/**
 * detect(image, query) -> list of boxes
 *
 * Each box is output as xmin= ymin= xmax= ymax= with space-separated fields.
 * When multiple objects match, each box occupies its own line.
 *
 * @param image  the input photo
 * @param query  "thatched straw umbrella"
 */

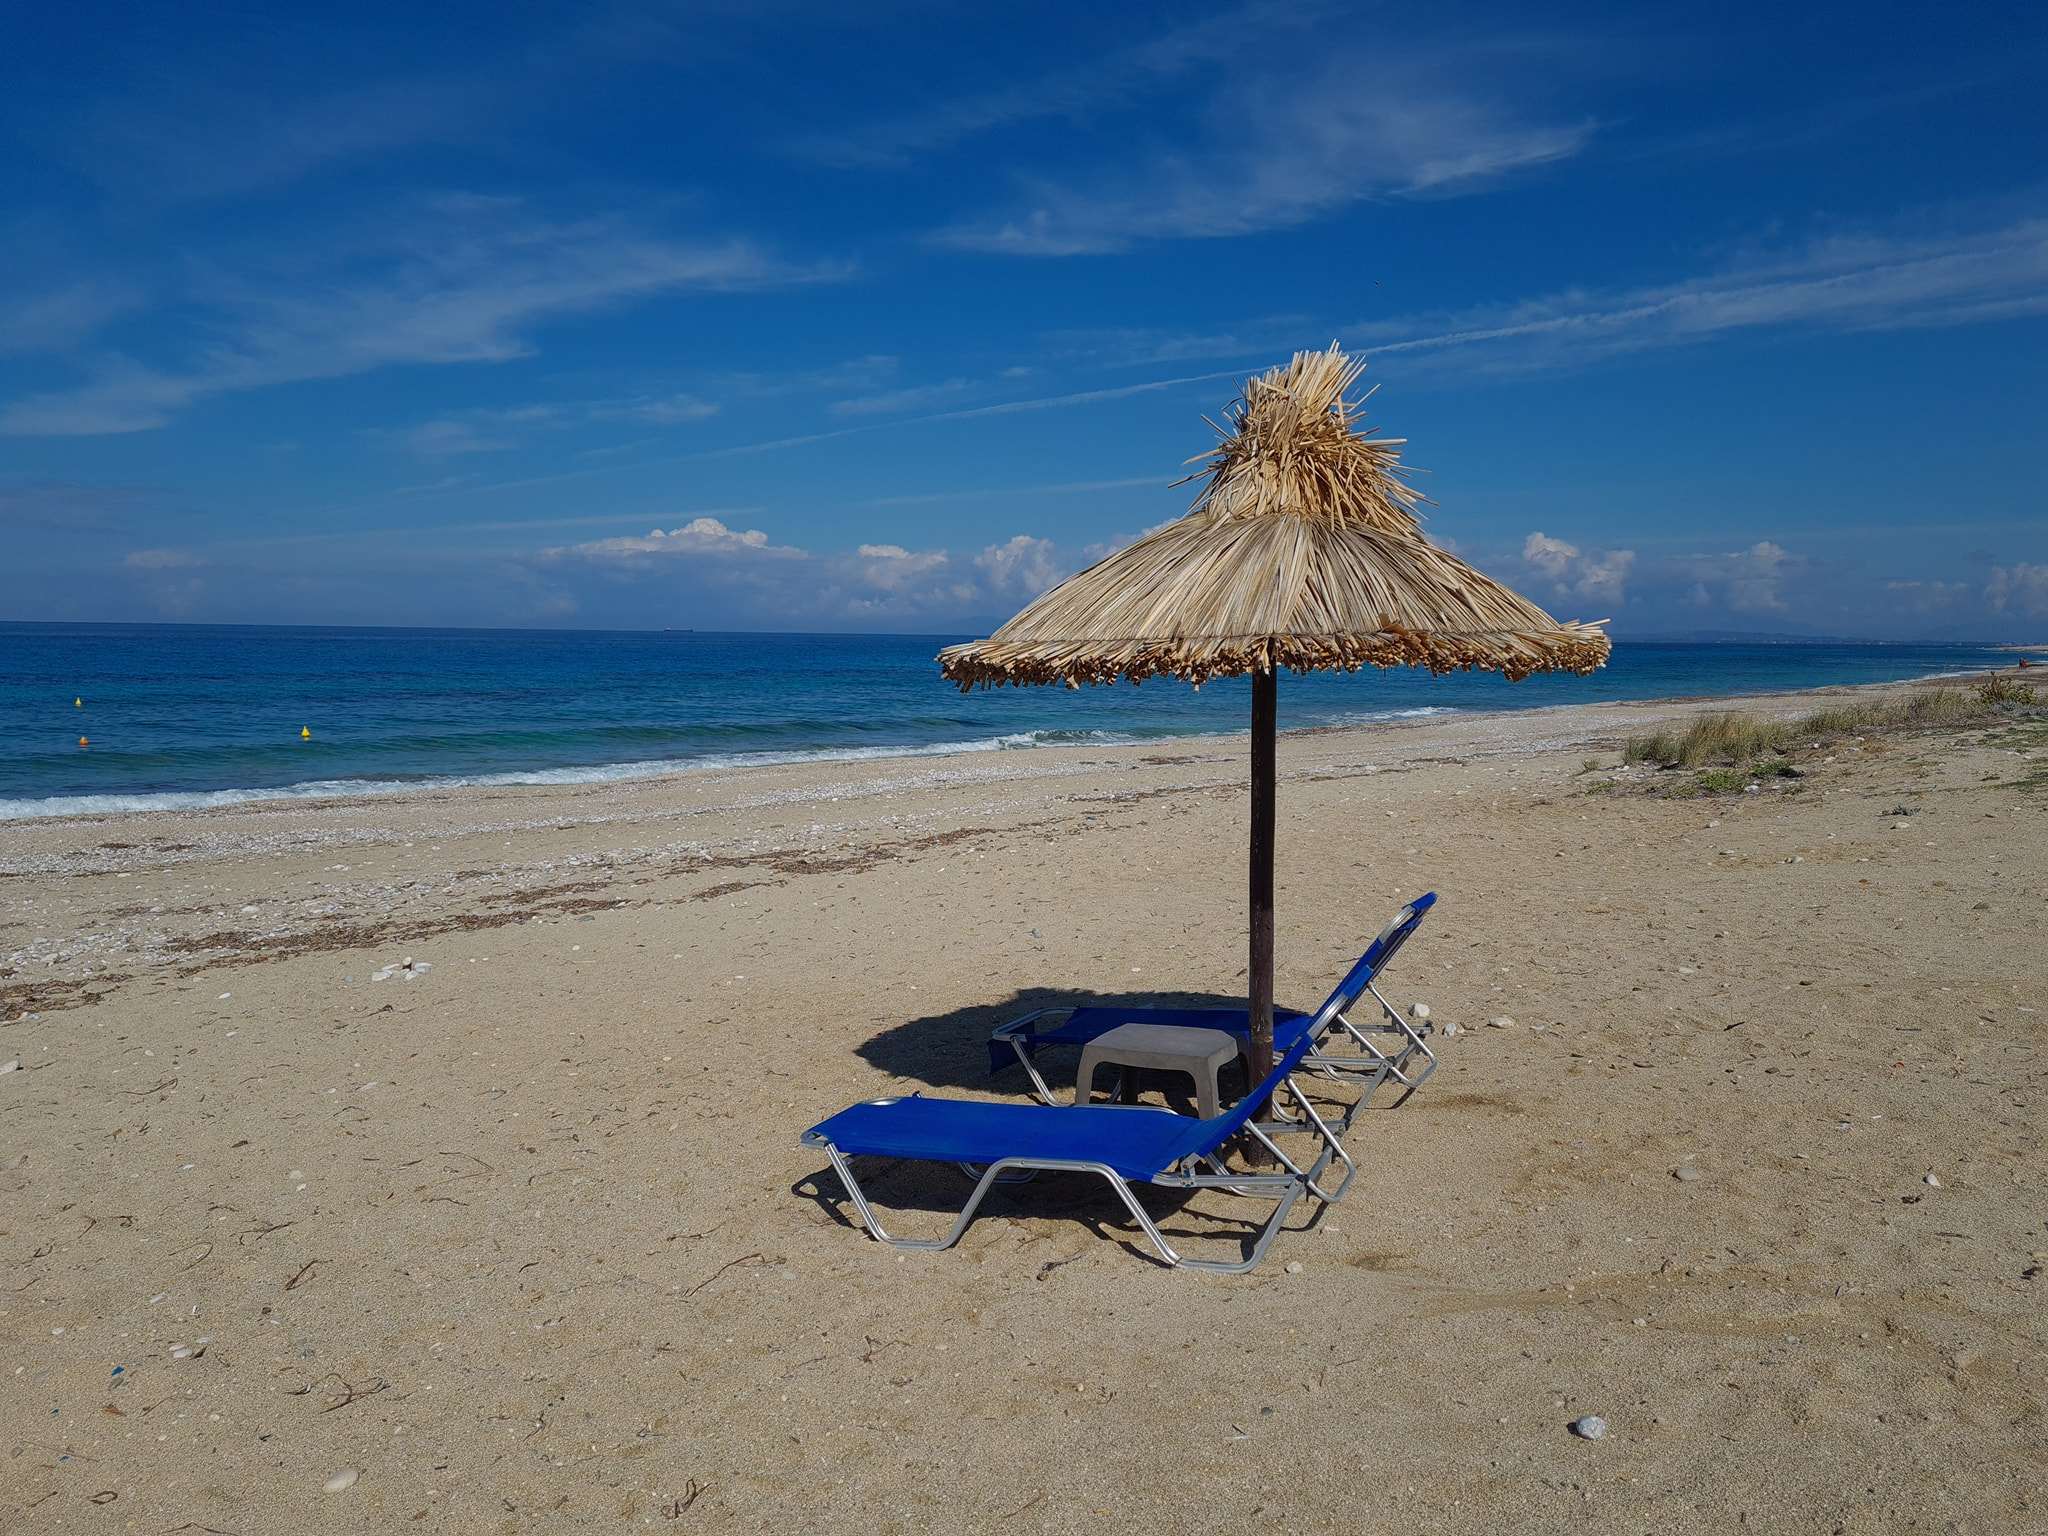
xmin=940 ymin=345 xmax=1610 ymax=1095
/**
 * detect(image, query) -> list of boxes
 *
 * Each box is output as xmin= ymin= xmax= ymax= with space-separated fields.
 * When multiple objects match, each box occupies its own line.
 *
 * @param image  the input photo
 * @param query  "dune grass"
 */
xmin=1623 ymin=680 xmax=2040 ymax=771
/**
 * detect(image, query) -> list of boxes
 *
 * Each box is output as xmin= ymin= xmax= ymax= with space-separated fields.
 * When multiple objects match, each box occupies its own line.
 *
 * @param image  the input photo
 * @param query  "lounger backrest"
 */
xmin=1305 ymin=891 xmax=1437 ymax=1033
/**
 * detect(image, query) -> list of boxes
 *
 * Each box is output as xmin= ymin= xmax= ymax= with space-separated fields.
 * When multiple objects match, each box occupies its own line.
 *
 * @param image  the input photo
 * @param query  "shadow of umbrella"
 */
xmin=855 ymin=986 xmax=1248 ymax=1096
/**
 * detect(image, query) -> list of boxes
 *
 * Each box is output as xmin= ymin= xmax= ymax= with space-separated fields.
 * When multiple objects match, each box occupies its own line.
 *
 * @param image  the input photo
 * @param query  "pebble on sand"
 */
xmin=323 ymin=1468 xmax=360 ymax=1493
xmin=1284 ymin=1261 xmax=1304 ymax=1275
xmin=1673 ymin=1165 xmax=1701 ymax=1182
xmin=1409 ymin=1002 xmax=1431 ymax=1021
xmin=1923 ymin=1172 xmax=1942 ymax=1188
xmin=1570 ymin=1416 xmax=1608 ymax=1440
xmin=1487 ymin=1015 xmax=1515 ymax=1029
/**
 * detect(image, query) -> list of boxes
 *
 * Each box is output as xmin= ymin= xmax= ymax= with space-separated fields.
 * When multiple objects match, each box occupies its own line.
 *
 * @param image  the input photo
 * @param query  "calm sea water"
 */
xmin=0 ymin=623 xmax=2021 ymax=820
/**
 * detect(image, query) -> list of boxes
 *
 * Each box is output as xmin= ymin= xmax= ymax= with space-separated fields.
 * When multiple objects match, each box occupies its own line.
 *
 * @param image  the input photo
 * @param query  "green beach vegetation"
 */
xmin=1605 ymin=679 xmax=2044 ymax=797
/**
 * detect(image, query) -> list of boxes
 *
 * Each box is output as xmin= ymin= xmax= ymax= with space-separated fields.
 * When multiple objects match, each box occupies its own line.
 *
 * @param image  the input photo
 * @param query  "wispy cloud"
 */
xmin=310 ymin=366 xmax=1250 ymax=517
xmin=936 ymin=42 xmax=1590 ymax=255
xmin=0 ymin=480 xmax=155 ymax=535
xmin=0 ymin=278 xmax=146 ymax=358
xmin=124 ymin=547 xmax=206 ymax=570
xmin=1354 ymin=217 xmax=2048 ymax=373
xmin=389 ymin=418 xmax=516 ymax=458
xmin=829 ymin=379 xmax=975 ymax=416
xmin=597 ymin=394 xmax=720 ymax=425
xmin=0 ymin=197 xmax=845 ymax=437
xmin=867 ymin=475 xmax=1164 ymax=508
xmin=73 ymin=74 xmax=496 ymax=205
xmin=718 ymin=355 xmax=902 ymax=398
xmin=786 ymin=1 xmax=1319 ymax=169
xmin=378 ymin=394 xmax=721 ymax=457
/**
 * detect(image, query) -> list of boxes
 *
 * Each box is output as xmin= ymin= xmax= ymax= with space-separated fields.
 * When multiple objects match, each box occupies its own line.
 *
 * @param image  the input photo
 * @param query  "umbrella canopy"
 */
xmin=939 ymin=344 xmax=1610 ymax=1095
xmin=941 ymin=346 xmax=1609 ymax=690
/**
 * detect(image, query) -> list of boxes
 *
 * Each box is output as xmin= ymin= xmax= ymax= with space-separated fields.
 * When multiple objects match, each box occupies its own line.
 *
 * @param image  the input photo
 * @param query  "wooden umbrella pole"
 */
xmin=1247 ymin=666 xmax=1277 ymax=1108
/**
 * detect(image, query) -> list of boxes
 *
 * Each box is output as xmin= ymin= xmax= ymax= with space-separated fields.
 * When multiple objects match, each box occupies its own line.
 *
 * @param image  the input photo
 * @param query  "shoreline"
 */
xmin=4 ymin=666 xmax=2036 ymax=1010
xmin=1 ymin=661 xmax=2031 ymax=834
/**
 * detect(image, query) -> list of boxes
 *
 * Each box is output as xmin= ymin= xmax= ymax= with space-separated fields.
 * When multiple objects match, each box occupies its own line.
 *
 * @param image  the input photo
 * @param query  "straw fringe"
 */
xmin=939 ymin=344 xmax=1611 ymax=691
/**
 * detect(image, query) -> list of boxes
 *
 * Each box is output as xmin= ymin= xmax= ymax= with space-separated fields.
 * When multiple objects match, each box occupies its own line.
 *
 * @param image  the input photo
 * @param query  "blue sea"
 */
xmin=0 ymin=623 xmax=2025 ymax=821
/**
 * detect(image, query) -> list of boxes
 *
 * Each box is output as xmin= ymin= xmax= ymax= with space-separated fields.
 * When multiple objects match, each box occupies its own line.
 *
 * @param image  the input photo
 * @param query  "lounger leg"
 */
xmin=1278 ymin=1076 xmax=1357 ymax=1201
xmin=816 ymin=1143 xmax=1310 ymax=1274
xmin=819 ymin=1144 xmax=1011 ymax=1253
xmin=1162 ymin=1173 xmax=1307 ymax=1275
xmin=1367 ymin=980 xmax=1438 ymax=1085
xmin=1080 ymin=1166 xmax=1312 ymax=1275
xmin=990 ymin=1009 xmax=1075 ymax=1107
xmin=1004 ymin=1036 xmax=1066 ymax=1107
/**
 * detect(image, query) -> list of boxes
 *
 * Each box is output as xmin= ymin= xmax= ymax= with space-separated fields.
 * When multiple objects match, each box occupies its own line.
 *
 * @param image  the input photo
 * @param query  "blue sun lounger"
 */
xmin=802 ymin=1028 xmax=1350 ymax=1273
xmin=988 ymin=893 xmax=1439 ymax=1121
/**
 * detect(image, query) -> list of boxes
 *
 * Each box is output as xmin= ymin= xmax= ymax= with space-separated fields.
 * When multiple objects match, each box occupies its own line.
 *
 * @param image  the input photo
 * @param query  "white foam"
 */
xmin=0 ymin=727 xmax=1150 ymax=822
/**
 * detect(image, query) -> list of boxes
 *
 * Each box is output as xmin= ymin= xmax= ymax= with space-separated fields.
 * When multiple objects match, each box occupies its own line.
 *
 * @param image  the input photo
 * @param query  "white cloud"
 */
xmin=1521 ymin=531 xmax=1633 ymax=606
xmin=1674 ymin=540 xmax=1798 ymax=614
xmin=849 ymin=544 xmax=952 ymax=592
xmin=1 ymin=198 xmax=843 ymax=437
xmin=546 ymin=515 xmax=798 ymax=562
xmin=522 ymin=518 xmax=1078 ymax=625
xmin=975 ymin=534 xmax=1068 ymax=598
xmin=1885 ymin=578 xmax=1973 ymax=614
xmin=1985 ymin=563 xmax=2048 ymax=617
xmin=1082 ymin=518 xmax=1183 ymax=563
xmin=1522 ymin=532 xmax=1578 ymax=579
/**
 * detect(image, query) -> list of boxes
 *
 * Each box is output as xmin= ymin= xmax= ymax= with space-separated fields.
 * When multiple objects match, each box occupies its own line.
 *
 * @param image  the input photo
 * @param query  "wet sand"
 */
xmin=2 ymin=681 xmax=2044 ymax=1532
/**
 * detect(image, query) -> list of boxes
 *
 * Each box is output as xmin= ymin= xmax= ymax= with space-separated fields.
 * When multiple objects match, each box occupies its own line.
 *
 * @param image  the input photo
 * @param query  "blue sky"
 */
xmin=3 ymin=0 xmax=2045 ymax=638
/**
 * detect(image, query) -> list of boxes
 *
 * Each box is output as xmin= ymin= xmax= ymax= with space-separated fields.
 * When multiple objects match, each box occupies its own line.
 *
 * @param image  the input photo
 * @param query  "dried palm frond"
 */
xmin=940 ymin=344 xmax=1609 ymax=689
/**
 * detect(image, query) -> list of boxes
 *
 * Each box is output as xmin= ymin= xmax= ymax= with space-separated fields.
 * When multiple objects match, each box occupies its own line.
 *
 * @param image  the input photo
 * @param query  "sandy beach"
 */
xmin=3 ymin=679 xmax=2044 ymax=1533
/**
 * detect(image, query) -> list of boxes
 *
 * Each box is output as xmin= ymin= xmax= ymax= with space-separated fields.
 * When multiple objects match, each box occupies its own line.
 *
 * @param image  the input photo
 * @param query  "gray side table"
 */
xmin=1074 ymin=1022 xmax=1244 ymax=1120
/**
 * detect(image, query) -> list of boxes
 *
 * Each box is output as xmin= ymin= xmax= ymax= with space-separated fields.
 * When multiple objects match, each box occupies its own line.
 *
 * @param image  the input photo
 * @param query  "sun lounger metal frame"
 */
xmin=802 ymin=1033 xmax=1349 ymax=1273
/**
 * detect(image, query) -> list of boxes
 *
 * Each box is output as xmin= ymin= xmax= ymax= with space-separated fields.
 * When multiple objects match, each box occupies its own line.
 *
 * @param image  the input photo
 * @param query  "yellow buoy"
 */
xmin=301 ymin=726 xmax=312 ymax=740
xmin=75 ymin=697 xmax=83 ymax=708
xmin=78 ymin=735 xmax=89 ymax=747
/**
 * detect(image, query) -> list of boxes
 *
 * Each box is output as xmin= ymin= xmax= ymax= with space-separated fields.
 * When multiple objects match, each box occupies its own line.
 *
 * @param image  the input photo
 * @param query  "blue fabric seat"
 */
xmin=802 ymin=1029 xmax=1349 ymax=1273
xmin=811 ymin=1093 xmax=1239 ymax=1183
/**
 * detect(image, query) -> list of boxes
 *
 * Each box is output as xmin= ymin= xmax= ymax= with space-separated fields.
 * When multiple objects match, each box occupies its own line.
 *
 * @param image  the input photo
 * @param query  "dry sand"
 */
xmin=2 ymin=682 xmax=2044 ymax=1533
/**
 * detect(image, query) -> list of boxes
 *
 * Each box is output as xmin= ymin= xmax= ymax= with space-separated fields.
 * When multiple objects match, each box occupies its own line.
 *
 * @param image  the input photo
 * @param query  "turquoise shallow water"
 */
xmin=0 ymin=623 xmax=2020 ymax=819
